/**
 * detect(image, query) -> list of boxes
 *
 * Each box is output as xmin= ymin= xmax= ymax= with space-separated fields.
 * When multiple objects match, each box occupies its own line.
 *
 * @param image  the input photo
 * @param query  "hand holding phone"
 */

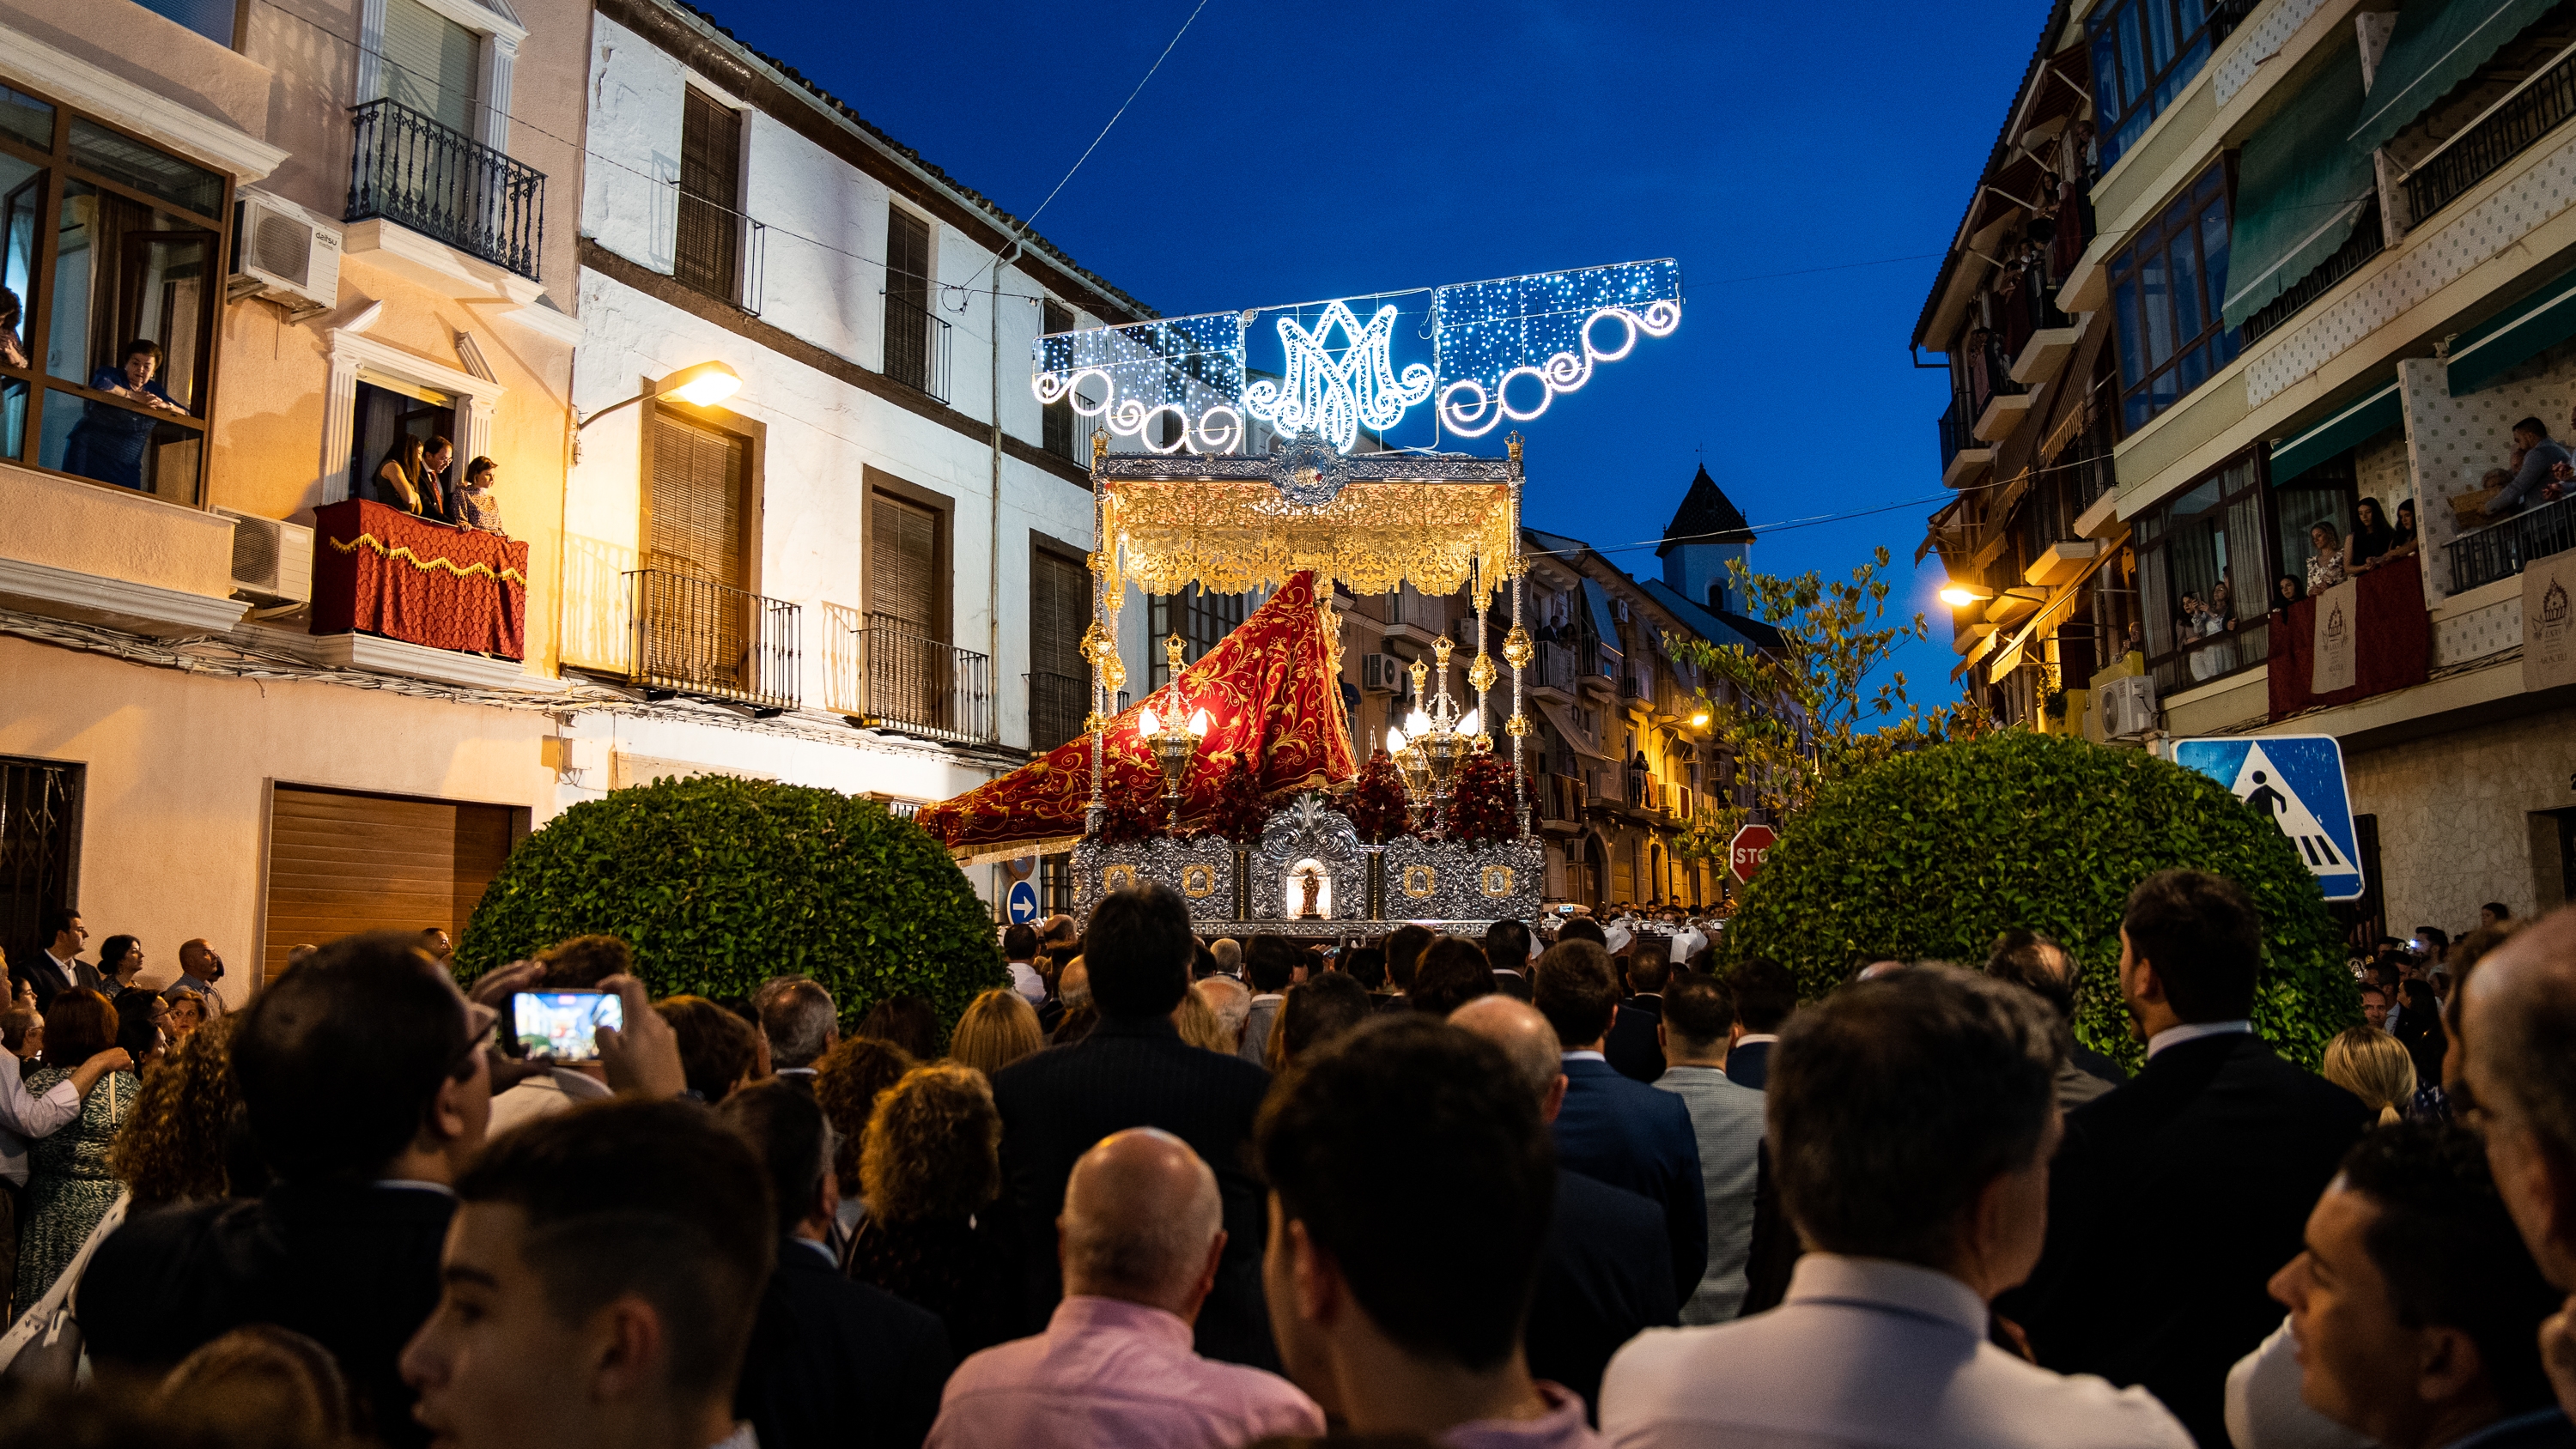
xmin=512 ymin=990 xmax=625 ymax=1063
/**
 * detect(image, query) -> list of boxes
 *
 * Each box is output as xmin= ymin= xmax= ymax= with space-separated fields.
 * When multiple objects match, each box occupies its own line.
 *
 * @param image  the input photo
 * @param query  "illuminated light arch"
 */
xmin=1193 ymin=405 xmax=1244 ymax=454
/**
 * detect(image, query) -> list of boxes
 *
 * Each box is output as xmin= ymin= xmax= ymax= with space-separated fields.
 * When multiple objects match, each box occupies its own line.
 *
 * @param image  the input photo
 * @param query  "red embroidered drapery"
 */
xmin=310 ymin=499 xmax=529 ymax=661
xmin=2268 ymin=552 xmax=2430 ymax=719
xmin=919 ymin=572 xmax=1357 ymax=858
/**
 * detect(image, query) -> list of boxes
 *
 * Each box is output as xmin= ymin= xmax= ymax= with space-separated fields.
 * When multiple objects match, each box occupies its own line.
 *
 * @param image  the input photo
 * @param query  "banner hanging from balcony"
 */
xmin=917 ymin=573 xmax=1356 ymax=862
xmin=1034 ymin=259 xmax=1683 ymax=456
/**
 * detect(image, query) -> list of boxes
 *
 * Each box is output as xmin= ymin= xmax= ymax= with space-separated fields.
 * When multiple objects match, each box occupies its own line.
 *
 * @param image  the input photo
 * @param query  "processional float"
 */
xmin=915 ymin=258 xmax=1686 ymax=935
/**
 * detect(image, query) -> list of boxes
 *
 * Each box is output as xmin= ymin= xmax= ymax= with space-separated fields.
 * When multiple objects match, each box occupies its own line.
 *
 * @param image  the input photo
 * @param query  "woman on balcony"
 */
xmin=455 ymin=456 xmax=506 ymax=532
xmin=361 ymin=435 xmax=429 ymax=514
xmin=2306 ymin=522 xmax=2348 ymax=594
xmin=62 ymin=339 xmax=185 ymax=491
xmin=2387 ymin=500 xmax=2420 ymax=561
xmin=2346 ymin=498 xmax=2397 ymax=573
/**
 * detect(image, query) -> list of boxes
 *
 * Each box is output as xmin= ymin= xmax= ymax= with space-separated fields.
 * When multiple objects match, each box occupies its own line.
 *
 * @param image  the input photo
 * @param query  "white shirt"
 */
xmin=2225 ymin=1319 xmax=2372 ymax=1449
xmin=1732 ymin=1033 xmax=1780 ymax=1050
xmin=1562 ymin=1050 xmax=1607 ymax=1063
xmin=1601 ymin=1255 xmax=2193 ymax=1449
xmin=0 ymin=1051 xmax=81 ymax=1186
xmin=487 ymin=1067 xmax=613 ymax=1137
xmin=2147 ymin=1020 xmax=2252 ymax=1059
xmin=1006 ymin=961 xmax=1046 ymax=1006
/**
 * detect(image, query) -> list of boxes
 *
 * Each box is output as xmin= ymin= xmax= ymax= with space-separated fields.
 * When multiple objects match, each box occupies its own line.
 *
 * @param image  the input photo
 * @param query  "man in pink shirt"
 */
xmin=927 ymin=1127 xmax=1321 ymax=1449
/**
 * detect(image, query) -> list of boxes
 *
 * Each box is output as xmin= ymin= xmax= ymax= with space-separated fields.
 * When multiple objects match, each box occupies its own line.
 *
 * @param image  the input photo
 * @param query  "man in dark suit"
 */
xmin=989 ymin=882 xmax=1276 ymax=1367
xmin=82 ymin=931 xmax=506 ymax=1449
xmin=1604 ymin=955 xmax=1669 ymax=1082
xmin=1485 ymin=919 xmax=1535 ymax=1001
xmin=720 ymin=1080 xmax=951 ymax=1449
xmin=1534 ymin=937 xmax=1706 ymax=1305
xmin=14 ymin=904 xmax=95 ymax=1012
xmin=1722 ymin=956 xmax=1797 ymax=1090
xmin=1453 ymin=993 xmax=1677 ymax=1420
xmin=2006 ymin=870 xmax=2372 ymax=1448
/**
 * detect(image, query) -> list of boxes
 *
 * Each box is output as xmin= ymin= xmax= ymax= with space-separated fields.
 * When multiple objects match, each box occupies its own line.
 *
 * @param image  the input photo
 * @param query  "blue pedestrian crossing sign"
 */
xmin=2171 ymin=735 xmax=2365 ymax=901
xmin=1005 ymin=880 xmax=1041 ymax=924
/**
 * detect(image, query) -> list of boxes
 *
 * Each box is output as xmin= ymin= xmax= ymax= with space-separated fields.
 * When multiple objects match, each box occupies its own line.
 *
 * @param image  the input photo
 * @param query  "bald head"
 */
xmin=1060 ymin=960 xmax=1090 ymax=1007
xmin=2464 ymin=908 xmax=2576 ymax=1287
xmin=1449 ymin=995 xmax=1568 ymax=1123
xmin=1060 ymin=1128 xmax=1224 ymax=1319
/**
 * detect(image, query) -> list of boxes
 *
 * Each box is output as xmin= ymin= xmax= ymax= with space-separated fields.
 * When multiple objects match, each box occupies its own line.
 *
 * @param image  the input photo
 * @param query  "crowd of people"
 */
xmin=0 ymin=873 xmax=2567 ymax=1449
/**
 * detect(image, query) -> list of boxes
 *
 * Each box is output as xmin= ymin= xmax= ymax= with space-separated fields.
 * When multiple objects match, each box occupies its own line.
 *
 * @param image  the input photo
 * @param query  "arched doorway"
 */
xmin=1581 ymin=834 xmax=1607 ymax=910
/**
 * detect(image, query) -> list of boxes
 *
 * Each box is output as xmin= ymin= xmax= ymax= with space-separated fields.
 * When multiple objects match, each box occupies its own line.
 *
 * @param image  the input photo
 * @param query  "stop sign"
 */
xmin=1728 ymin=824 xmax=1777 ymax=884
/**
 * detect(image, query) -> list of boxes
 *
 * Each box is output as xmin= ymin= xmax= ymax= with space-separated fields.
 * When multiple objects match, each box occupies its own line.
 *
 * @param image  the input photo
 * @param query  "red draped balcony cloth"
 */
xmin=310 ymin=499 xmax=529 ymax=661
xmin=2267 ymin=551 xmax=2430 ymax=720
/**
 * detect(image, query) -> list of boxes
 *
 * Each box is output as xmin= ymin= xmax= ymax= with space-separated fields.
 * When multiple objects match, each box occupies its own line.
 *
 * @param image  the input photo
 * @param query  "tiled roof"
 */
xmin=1658 ymin=463 xmax=1753 ymax=554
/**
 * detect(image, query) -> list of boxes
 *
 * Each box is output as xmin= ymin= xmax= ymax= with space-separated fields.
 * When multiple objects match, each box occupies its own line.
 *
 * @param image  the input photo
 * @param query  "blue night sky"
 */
xmin=696 ymin=0 xmax=2049 ymax=700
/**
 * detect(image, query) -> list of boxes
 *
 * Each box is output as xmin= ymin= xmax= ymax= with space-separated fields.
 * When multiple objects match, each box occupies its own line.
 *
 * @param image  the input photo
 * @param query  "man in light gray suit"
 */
xmin=1236 ymin=937 xmax=1297 ymax=1066
xmin=1651 ymin=973 xmax=1766 ymax=1324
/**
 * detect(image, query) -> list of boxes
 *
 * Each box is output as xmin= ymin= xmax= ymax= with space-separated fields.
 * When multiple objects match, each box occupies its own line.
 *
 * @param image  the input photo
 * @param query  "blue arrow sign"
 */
xmin=2171 ymin=735 xmax=2365 ymax=901
xmin=1005 ymin=880 xmax=1041 ymax=925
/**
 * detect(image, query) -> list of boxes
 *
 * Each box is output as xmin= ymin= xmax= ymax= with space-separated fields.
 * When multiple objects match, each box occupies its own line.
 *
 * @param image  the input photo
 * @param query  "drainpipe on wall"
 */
xmin=990 ymin=238 xmax=1024 ymax=754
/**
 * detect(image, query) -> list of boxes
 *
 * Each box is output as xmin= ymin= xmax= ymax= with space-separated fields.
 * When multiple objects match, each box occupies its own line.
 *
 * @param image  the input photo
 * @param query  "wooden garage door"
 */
xmin=264 ymin=786 xmax=519 ymax=982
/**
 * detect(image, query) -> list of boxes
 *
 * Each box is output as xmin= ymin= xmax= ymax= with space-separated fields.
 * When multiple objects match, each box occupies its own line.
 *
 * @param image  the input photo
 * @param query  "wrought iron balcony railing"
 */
xmin=1027 ymin=669 xmax=1090 ymax=754
xmin=884 ymin=293 xmax=952 ymax=403
xmin=2450 ymin=493 xmax=2576 ymax=595
xmin=625 ymin=569 xmax=799 ymax=712
xmin=832 ymin=609 xmax=993 ymax=743
xmin=2405 ymin=48 xmax=2576 ymax=228
xmin=346 ymin=99 xmax=545 ymax=282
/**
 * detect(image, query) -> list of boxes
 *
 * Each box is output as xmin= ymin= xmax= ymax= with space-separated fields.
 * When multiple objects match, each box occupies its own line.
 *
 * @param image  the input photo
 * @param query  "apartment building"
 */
xmin=0 ymin=0 xmax=1169 ymax=989
xmin=1920 ymin=0 xmax=2576 ymax=931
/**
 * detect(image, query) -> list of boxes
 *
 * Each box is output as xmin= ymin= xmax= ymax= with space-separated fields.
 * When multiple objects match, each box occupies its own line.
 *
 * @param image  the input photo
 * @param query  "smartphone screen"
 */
xmin=513 ymin=990 xmax=623 ymax=1063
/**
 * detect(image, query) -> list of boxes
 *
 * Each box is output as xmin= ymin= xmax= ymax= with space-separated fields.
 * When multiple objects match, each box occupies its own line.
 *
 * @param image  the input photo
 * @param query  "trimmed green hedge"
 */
xmin=453 ymin=775 xmax=1003 ymax=1026
xmin=1725 ymin=731 xmax=2354 ymax=1070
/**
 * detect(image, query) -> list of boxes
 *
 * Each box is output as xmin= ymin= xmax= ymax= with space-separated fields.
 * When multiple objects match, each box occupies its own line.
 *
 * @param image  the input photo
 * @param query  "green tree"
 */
xmin=1724 ymin=730 xmax=2355 ymax=1070
xmin=453 ymin=775 xmax=1003 ymax=1027
xmin=1668 ymin=548 xmax=1979 ymax=864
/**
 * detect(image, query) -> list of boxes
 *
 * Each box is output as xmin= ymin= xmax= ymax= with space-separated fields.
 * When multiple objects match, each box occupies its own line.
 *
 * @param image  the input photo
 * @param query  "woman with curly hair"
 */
xmin=111 ymin=1013 xmax=251 ymax=1210
xmin=947 ymin=988 xmax=1042 ymax=1077
xmin=16 ymin=989 xmax=138 ymax=1316
xmin=843 ymin=1061 xmax=1021 ymax=1354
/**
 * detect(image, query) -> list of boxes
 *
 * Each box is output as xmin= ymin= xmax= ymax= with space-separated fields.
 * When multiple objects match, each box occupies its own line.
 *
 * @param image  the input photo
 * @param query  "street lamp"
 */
xmin=577 ymin=361 xmax=744 ymax=431
xmin=1938 ymin=581 xmax=1995 ymax=608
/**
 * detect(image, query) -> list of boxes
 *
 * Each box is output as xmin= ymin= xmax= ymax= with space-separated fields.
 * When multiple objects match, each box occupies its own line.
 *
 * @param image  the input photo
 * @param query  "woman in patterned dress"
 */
xmin=15 ymin=988 xmax=140 ymax=1317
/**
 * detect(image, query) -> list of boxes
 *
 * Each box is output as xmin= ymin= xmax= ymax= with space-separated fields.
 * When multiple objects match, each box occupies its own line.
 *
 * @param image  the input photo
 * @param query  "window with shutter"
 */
xmin=383 ymin=0 xmax=477 ymax=135
xmin=1042 ymin=300 xmax=1076 ymax=459
xmin=677 ymin=90 xmax=741 ymax=302
xmin=885 ymin=210 xmax=931 ymax=390
xmin=642 ymin=410 xmax=752 ymax=689
xmin=1029 ymin=547 xmax=1088 ymax=749
xmin=867 ymin=492 xmax=944 ymax=728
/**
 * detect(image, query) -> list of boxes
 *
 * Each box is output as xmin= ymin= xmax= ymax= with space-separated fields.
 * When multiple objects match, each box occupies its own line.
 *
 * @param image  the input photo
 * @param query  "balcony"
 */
xmin=626 ymin=569 xmax=799 ymax=712
xmin=828 ymin=607 xmax=994 ymax=743
xmin=1374 ymin=586 xmax=1449 ymax=651
xmin=346 ymin=99 xmax=546 ymax=283
xmin=2269 ymin=554 xmax=2433 ymax=720
xmin=2002 ymin=271 xmax=2080 ymax=390
xmin=2403 ymin=47 xmax=2576 ymax=229
xmin=1938 ymin=397 xmax=1996 ymax=488
xmin=2242 ymin=199 xmax=2385 ymax=344
xmin=2449 ymin=494 xmax=2576 ymax=596
xmin=1531 ymin=640 xmax=1577 ymax=700
xmin=884 ymin=293 xmax=952 ymax=403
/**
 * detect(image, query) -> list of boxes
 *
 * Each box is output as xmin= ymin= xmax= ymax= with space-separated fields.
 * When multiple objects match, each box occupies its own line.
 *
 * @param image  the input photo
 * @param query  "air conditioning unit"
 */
xmin=2100 ymin=673 xmax=2159 ymax=741
xmin=216 ymin=509 xmax=314 ymax=604
xmin=228 ymin=191 xmax=343 ymax=321
xmin=1363 ymin=652 xmax=1418 ymax=700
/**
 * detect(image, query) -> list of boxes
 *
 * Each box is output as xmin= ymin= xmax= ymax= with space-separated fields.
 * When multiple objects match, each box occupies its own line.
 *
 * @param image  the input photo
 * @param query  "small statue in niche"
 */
xmin=1294 ymin=863 xmax=1325 ymax=919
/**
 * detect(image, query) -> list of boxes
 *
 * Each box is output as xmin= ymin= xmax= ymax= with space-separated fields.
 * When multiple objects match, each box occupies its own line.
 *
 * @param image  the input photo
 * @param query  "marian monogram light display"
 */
xmin=1240 ymin=300 xmax=1437 ymax=453
xmin=1031 ymin=259 xmax=1682 ymax=456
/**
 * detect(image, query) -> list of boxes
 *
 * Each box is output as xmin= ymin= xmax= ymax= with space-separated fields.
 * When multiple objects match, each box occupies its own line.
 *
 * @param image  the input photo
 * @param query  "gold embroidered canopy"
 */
xmin=1089 ymin=437 xmax=1524 ymax=607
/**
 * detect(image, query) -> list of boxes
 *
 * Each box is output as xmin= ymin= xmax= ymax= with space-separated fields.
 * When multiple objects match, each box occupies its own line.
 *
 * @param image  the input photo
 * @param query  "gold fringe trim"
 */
xmin=329 ymin=531 xmax=529 ymax=585
xmin=950 ymin=834 xmax=1084 ymax=868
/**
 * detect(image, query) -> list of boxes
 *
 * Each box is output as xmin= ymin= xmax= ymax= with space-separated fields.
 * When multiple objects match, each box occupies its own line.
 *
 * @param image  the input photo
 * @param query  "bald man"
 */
xmin=926 ymin=1128 xmax=1321 ymax=1448
xmin=2461 ymin=909 xmax=2576 ymax=1422
xmin=161 ymin=938 xmax=226 ymax=1016
xmin=1452 ymin=996 xmax=1678 ymax=1420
